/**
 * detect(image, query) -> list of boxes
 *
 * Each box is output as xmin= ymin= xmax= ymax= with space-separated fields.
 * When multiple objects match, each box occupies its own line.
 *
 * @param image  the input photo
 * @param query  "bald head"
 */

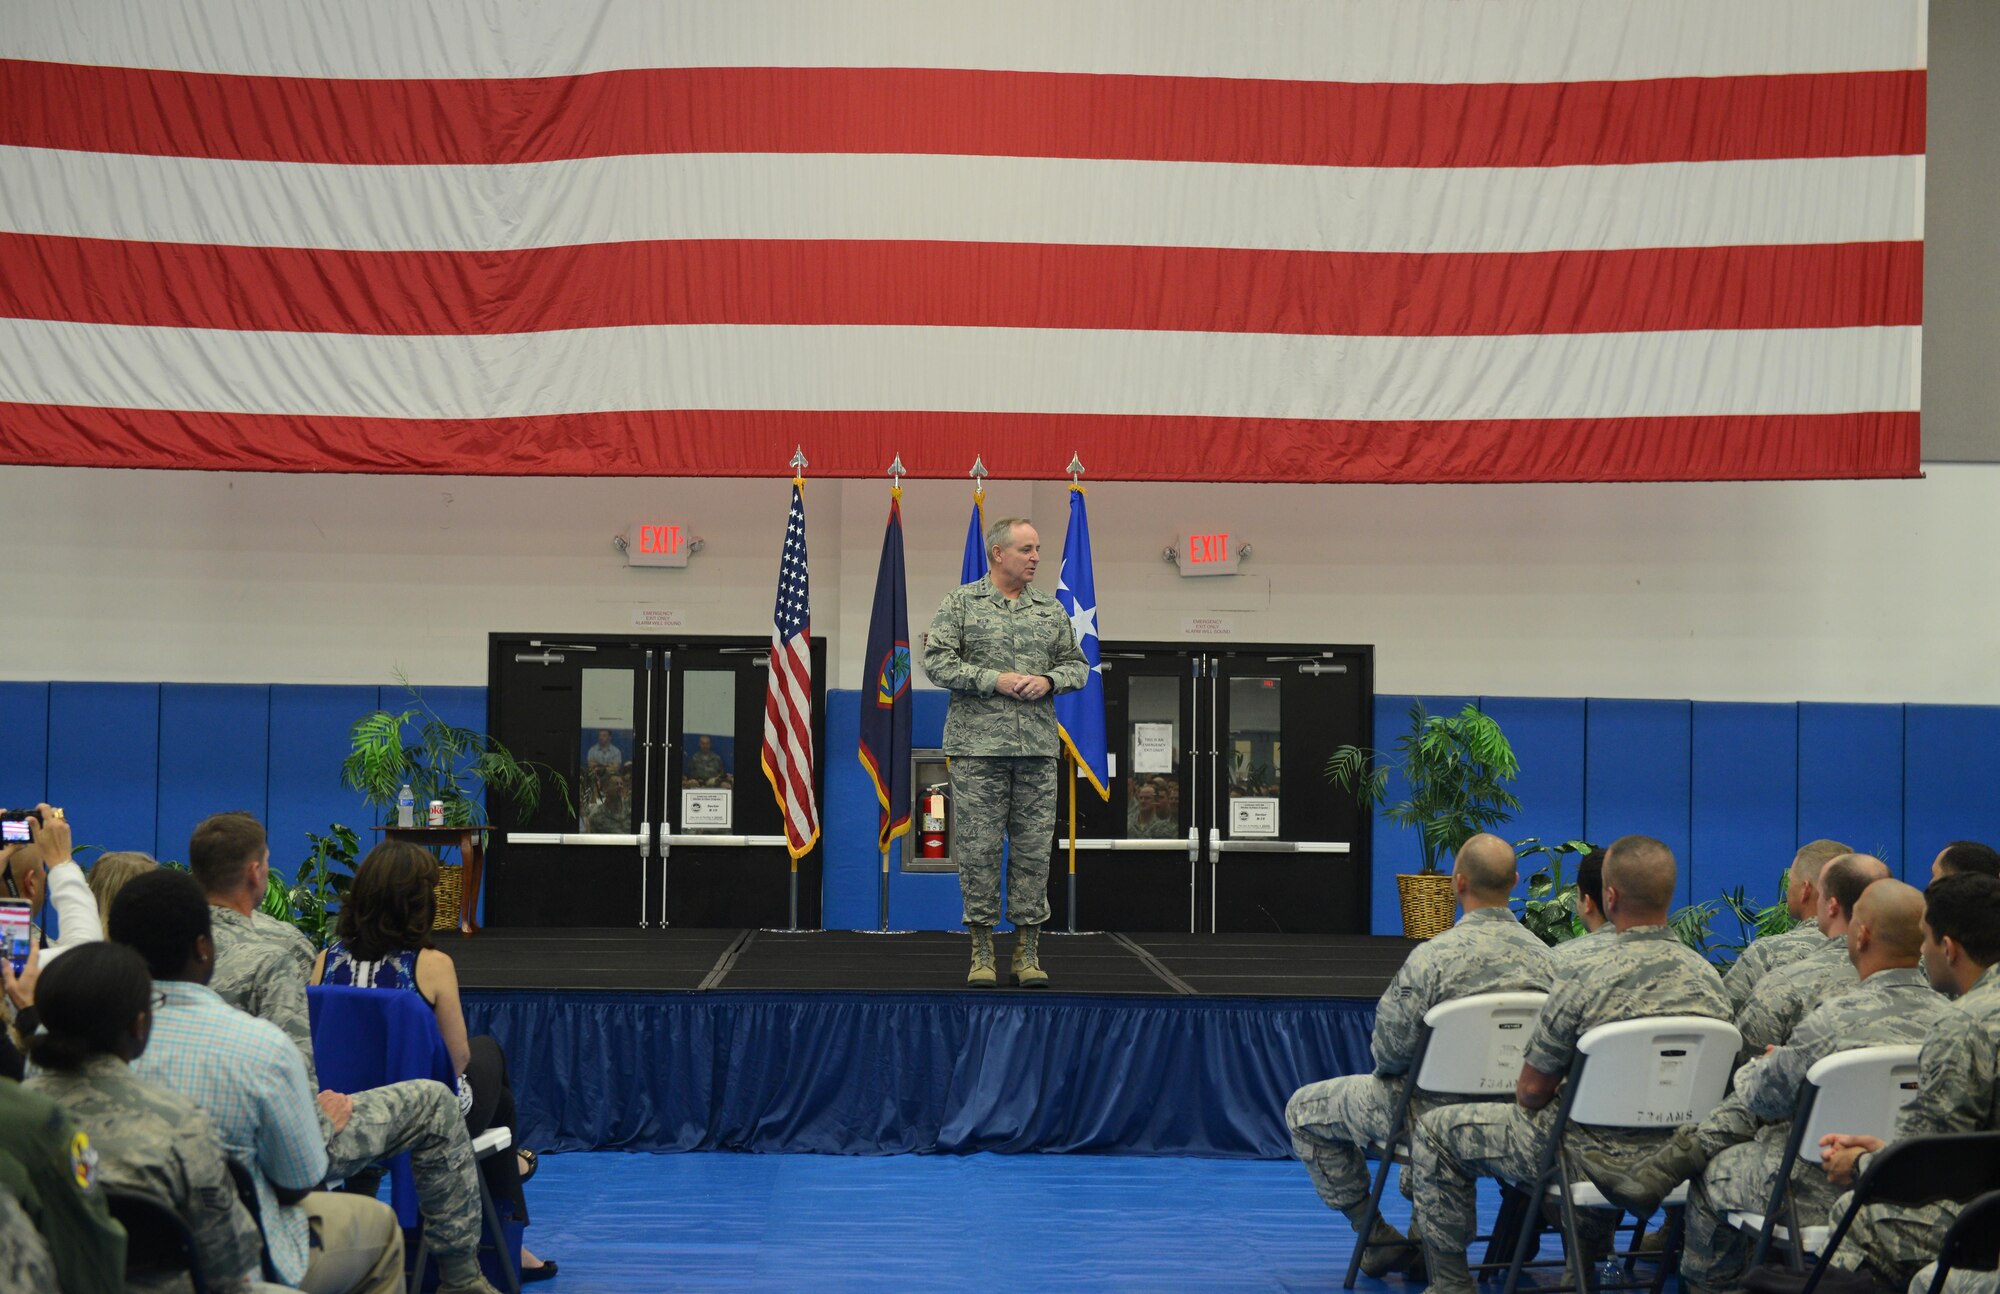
xmin=1603 ymin=834 xmax=1677 ymax=923
xmin=1453 ymin=833 xmax=1518 ymax=906
xmin=1850 ymin=879 xmax=1926 ymax=972
xmin=1819 ymin=854 xmax=1891 ymax=930
xmin=3 ymin=842 xmax=45 ymax=906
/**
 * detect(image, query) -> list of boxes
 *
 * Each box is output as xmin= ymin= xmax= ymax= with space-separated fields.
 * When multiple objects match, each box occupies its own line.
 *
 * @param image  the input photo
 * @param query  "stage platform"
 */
xmin=458 ymin=929 xmax=1414 ymax=1160
xmin=453 ymin=928 xmax=1419 ymax=998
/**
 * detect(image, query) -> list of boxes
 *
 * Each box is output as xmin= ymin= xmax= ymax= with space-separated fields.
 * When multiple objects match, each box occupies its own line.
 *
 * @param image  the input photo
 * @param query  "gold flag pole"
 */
xmin=1067 ymin=749 xmax=1079 ymax=932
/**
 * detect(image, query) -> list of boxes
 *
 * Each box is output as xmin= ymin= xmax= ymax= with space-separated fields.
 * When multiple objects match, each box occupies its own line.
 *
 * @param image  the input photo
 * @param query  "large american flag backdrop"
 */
xmin=0 ymin=1 xmax=1924 ymax=483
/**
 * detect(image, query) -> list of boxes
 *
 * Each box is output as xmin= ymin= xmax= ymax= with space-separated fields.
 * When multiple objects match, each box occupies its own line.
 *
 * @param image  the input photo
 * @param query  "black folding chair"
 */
xmin=223 ymin=1154 xmax=278 ymax=1283
xmin=1925 ymin=1188 xmax=2000 ymax=1294
xmin=107 ymin=1185 xmax=207 ymax=1294
xmin=1802 ymin=1132 xmax=2000 ymax=1294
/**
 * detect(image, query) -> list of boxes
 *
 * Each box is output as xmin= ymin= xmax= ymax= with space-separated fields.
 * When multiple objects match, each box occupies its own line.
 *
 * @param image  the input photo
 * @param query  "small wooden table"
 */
xmin=373 ymin=825 xmax=485 ymax=935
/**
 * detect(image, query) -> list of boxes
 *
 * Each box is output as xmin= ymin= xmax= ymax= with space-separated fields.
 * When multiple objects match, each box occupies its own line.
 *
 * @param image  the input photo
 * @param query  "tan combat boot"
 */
xmin=967 ymin=925 xmax=998 ymax=987
xmin=1011 ymin=924 xmax=1050 ymax=988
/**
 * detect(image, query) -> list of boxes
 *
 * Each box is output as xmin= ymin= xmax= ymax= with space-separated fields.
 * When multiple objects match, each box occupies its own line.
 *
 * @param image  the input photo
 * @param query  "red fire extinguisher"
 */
xmin=919 ymin=783 xmax=950 ymax=858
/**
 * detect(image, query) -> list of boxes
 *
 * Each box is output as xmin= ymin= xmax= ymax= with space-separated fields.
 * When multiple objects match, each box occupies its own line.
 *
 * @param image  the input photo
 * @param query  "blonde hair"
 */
xmin=88 ymin=852 xmax=160 ymax=924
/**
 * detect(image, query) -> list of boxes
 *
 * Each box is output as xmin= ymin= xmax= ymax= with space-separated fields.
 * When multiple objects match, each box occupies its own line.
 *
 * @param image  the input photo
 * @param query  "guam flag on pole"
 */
xmin=959 ymin=485 xmax=987 ymax=585
xmin=1054 ymin=485 xmax=1110 ymax=800
xmin=858 ymin=487 xmax=913 ymax=851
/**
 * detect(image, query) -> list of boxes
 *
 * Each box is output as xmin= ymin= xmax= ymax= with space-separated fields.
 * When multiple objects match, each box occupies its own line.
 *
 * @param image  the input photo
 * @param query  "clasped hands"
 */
xmin=996 ymin=672 xmax=1051 ymax=701
xmin=1819 ymin=1133 xmax=1883 ymax=1186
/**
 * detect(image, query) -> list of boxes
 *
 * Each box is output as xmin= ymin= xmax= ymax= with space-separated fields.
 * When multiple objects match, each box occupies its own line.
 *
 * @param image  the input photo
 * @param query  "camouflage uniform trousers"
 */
xmin=952 ymin=755 xmax=1058 ymax=928
xmin=1681 ymin=1121 xmax=1836 ymax=1293
xmin=1911 ymin=1264 xmax=2000 ymax=1294
xmin=1285 ymin=1076 xmax=1465 ymax=1220
xmin=1824 ymin=1194 xmax=1959 ymax=1289
xmin=1413 ymin=1102 xmax=1669 ymax=1287
xmin=325 ymin=1079 xmax=482 ymax=1265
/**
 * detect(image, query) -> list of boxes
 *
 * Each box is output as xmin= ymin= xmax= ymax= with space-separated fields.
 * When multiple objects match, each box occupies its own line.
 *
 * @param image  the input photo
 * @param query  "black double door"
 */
xmin=482 ymin=634 xmax=824 ymax=929
xmin=1041 ymin=643 xmax=1374 ymax=934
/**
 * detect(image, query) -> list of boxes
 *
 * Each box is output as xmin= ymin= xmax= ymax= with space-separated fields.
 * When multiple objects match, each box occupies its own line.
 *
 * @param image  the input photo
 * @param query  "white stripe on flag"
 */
xmin=0 ymin=319 xmax=1922 ymax=421
xmin=7 ymin=0 xmax=1924 ymax=81
xmin=0 ymin=148 xmax=1924 ymax=255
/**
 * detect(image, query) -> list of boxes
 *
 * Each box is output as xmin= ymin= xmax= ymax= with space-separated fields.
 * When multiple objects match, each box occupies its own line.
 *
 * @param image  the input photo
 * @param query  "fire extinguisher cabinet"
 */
xmin=907 ymin=748 xmax=958 ymax=873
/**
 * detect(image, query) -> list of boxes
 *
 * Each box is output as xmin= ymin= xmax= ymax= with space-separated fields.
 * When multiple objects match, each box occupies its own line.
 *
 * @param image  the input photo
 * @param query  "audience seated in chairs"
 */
xmin=24 ymin=941 xmax=283 ymax=1294
xmin=108 ymin=868 xmax=410 ymax=1294
xmin=312 ymin=840 xmax=553 ymax=1283
xmin=185 ymin=812 xmax=507 ymax=1294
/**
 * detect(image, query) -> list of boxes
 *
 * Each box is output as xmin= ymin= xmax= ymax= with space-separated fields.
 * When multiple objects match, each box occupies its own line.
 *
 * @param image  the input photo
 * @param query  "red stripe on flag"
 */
xmin=0 ymin=404 xmax=1920 ymax=483
xmin=0 ymin=235 xmax=1924 ymax=337
xmin=0 ymin=60 xmax=1926 ymax=167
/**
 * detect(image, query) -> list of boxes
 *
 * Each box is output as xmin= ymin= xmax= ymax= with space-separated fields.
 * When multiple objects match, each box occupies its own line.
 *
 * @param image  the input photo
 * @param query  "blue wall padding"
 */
xmin=1480 ymin=696 xmax=1586 ymax=872
xmin=156 ymin=684 xmax=272 ymax=865
xmin=1368 ymin=694 xmax=1476 ymax=936
xmin=266 ymin=685 xmax=380 ymax=883
xmin=48 ymin=683 xmax=161 ymax=865
xmin=823 ymin=688 xmax=963 ymax=931
xmin=1902 ymin=704 xmax=2000 ymax=883
xmin=1691 ymin=702 xmax=1799 ymax=910
xmin=464 ymin=989 xmax=1375 ymax=1157
xmin=1798 ymin=703 xmax=1904 ymax=869
xmin=1584 ymin=699 xmax=1693 ymax=907
xmin=16 ymin=680 xmax=2000 ymax=940
xmin=0 ymin=682 xmax=51 ymax=810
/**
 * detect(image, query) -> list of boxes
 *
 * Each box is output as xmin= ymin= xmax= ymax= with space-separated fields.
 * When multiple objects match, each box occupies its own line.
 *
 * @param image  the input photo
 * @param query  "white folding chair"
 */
xmin=1341 ymin=991 xmax=1548 ymax=1288
xmin=1501 ymin=1015 xmax=1742 ymax=1294
xmin=1727 ymin=1044 xmax=1922 ymax=1269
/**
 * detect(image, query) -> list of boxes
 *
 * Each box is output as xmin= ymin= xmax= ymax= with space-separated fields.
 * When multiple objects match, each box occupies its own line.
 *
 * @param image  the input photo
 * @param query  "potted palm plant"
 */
xmin=1326 ymin=701 xmax=1522 ymax=939
xmin=342 ymin=681 xmax=569 ymax=927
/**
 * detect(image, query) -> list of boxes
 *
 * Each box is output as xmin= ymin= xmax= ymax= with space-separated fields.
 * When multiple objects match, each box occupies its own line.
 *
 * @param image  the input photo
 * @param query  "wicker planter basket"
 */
xmin=1396 ymin=871 xmax=1457 ymax=940
xmin=431 ymin=864 xmax=464 ymax=932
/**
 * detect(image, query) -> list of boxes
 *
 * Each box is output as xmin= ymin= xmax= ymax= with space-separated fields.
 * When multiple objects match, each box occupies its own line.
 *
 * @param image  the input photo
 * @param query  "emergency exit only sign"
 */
xmin=1175 ymin=530 xmax=1239 ymax=576
xmin=625 ymin=522 xmax=692 ymax=567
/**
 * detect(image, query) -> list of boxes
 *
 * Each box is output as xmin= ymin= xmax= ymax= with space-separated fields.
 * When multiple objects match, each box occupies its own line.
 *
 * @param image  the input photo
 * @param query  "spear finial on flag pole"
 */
xmin=888 ymin=453 xmax=906 ymax=498
xmin=969 ymin=454 xmax=988 ymax=503
xmin=791 ymin=445 xmax=809 ymax=484
xmin=1067 ymin=453 xmax=1086 ymax=486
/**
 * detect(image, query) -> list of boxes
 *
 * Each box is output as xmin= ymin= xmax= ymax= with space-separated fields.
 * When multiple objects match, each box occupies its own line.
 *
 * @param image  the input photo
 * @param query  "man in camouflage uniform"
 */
xmin=1286 ymin=834 xmax=1552 ymax=1275
xmin=1720 ymin=839 xmax=1851 ymax=1012
xmin=1929 ymin=839 xmax=2000 ymax=885
xmin=25 ymin=941 xmax=309 ymax=1293
xmin=1817 ymin=873 xmax=2000 ymax=1289
xmin=1549 ymin=849 xmax=1615 ymax=967
xmin=188 ymin=813 xmax=498 ymax=1293
xmin=1410 ymin=835 xmax=1730 ymax=1293
xmin=922 ymin=516 xmax=1089 ymax=988
xmin=1735 ymin=854 xmax=1890 ymax=1061
xmin=1582 ymin=880 xmax=1943 ymax=1292
xmin=0 ymin=1076 xmax=125 ymax=1293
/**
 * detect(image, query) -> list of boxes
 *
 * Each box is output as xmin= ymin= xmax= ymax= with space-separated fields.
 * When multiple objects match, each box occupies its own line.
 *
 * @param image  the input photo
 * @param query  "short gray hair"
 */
xmin=985 ymin=516 xmax=1030 ymax=557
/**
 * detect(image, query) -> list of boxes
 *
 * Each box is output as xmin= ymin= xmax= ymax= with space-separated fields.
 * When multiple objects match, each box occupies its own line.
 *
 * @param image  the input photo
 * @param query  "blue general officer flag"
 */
xmin=959 ymin=486 xmax=986 ymax=585
xmin=857 ymin=486 xmax=913 ymax=851
xmin=1054 ymin=484 xmax=1109 ymax=800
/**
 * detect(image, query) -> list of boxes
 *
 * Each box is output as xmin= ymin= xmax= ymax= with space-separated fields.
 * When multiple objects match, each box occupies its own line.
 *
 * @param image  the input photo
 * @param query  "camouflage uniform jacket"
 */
xmin=0 ymin=1077 xmax=126 ymax=1294
xmin=28 ymin=1055 xmax=265 ymax=1294
xmin=0 ymin=1191 xmax=57 ymax=1292
xmin=1373 ymin=906 xmax=1553 ymax=1078
xmin=1548 ymin=923 xmax=1617 ymax=967
xmin=1723 ymin=916 xmax=1821 ymax=1012
xmin=923 ymin=576 xmax=1089 ymax=757
xmin=1889 ymin=962 xmax=2000 ymax=1142
xmin=1736 ymin=931 xmax=1857 ymax=1059
xmin=209 ymin=905 xmax=320 ymax=1090
xmin=1734 ymin=967 xmax=1947 ymax=1123
xmin=1522 ymin=925 xmax=1730 ymax=1079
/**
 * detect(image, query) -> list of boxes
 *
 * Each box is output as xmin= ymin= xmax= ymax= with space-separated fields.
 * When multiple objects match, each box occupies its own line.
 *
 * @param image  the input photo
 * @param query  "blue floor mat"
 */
xmin=522 ymin=1150 xmax=1540 ymax=1293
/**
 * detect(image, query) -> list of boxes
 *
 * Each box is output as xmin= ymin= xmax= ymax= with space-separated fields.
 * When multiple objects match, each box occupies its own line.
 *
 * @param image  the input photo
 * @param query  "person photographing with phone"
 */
xmin=0 ymin=805 xmax=101 ymax=972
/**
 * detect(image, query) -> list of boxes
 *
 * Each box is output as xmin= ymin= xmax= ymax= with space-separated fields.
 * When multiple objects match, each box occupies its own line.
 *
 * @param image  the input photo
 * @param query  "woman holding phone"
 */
xmin=310 ymin=841 xmax=555 ymax=1282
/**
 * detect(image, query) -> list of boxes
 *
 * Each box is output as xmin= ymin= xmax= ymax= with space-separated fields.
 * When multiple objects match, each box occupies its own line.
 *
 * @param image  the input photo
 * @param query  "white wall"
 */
xmin=2 ymin=462 xmax=1991 ymax=704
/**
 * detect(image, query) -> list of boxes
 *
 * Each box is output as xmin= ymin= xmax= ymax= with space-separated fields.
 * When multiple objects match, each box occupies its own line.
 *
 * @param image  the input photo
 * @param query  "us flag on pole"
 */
xmin=761 ymin=479 xmax=820 ymax=859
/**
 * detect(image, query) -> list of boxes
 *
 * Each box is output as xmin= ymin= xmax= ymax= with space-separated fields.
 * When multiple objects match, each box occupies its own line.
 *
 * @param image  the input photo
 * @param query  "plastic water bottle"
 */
xmin=397 ymin=784 xmax=416 ymax=828
xmin=1594 ymin=1257 xmax=1623 ymax=1292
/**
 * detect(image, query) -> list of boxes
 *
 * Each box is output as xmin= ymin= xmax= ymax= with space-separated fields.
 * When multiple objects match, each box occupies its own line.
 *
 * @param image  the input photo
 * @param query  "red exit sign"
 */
xmin=625 ymin=521 xmax=691 ymax=567
xmin=1176 ymin=530 xmax=1240 ymax=576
